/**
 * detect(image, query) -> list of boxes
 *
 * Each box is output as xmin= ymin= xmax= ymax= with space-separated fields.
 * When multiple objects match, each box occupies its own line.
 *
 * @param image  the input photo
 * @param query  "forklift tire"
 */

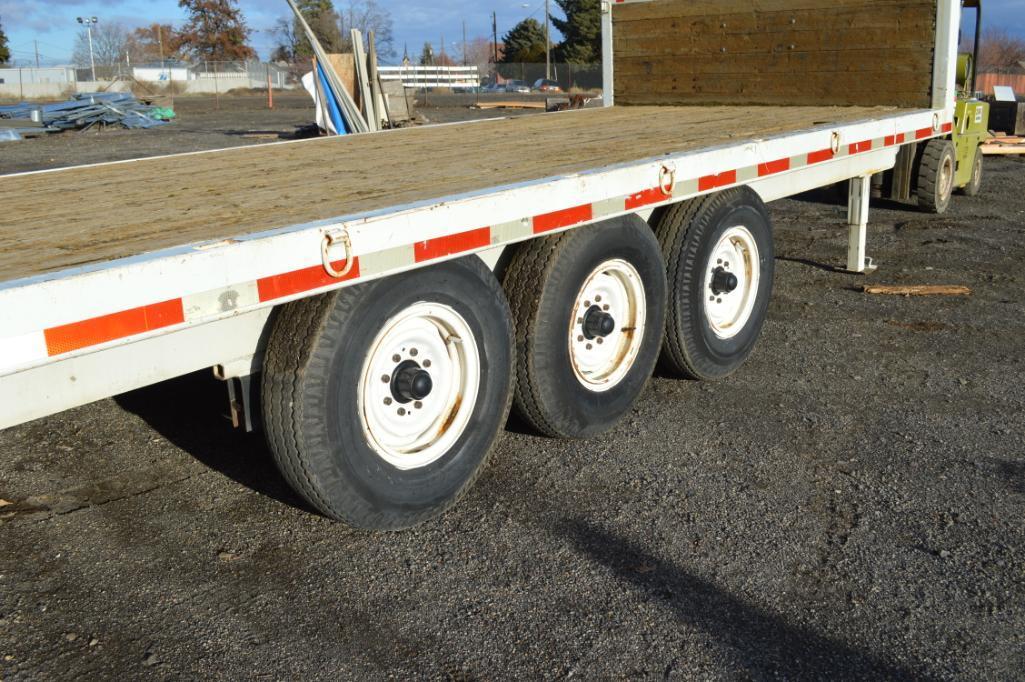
xmin=916 ymin=139 xmax=957 ymax=214
xmin=959 ymin=149 xmax=983 ymax=197
xmin=261 ymin=257 xmax=514 ymax=530
xmin=656 ymin=186 xmax=775 ymax=381
xmin=503 ymin=215 xmax=667 ymax=439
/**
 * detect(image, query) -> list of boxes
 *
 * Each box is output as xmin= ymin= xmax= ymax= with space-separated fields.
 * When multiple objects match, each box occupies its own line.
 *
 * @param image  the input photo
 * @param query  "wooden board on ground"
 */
xmin=0 ymin=104 xmax=904 ymax=283
xmin=863 ymin=285 xmax=971 ymax=296
xmin=612 ymin=0 xmax=937 ymax=108
xmin=471 ymin=101 xmax=548 ymax=110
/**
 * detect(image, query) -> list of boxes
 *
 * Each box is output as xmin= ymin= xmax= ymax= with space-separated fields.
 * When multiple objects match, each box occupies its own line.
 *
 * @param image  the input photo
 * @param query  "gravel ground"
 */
xmin=1 ymin=98 xmax=1023 ymax=680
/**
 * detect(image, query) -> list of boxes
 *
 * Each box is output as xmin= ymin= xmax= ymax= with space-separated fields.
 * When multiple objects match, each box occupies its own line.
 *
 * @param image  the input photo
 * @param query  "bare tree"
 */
xmin=976 ymin=29 xmax=1025 ymax=73
xmin=271 ymin=17 xmax=301 ymax=62
xmin=465 ymin=37 xmax=495 ymax=76
xmin=338 ymin=0 xmax=395 ymax=59
xmin=72 ymin=22 xmax=131 ymax=70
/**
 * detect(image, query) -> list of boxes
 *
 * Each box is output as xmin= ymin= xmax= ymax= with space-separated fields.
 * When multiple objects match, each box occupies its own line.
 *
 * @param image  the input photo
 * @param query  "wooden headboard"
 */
xmin=613 ymin=0 xmax=938 ymax=108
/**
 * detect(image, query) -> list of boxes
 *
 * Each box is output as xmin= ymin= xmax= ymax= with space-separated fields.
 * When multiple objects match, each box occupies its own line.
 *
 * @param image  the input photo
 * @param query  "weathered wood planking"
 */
xmin=0 ymin=105 xmax=902 ymax=283
xmin=613 ymin=0 xmax=937 ymax=108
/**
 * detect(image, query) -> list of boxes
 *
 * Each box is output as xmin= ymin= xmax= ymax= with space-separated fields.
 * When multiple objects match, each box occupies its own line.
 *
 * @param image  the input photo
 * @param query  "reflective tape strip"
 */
xmin=257 ymin=258 xmax=362 ymax=302
xmin=0 ymin=331 xmax=48 ymax=368
xmin=44 ymin=299 xmax=185 ymax=356
xmin=534 ymin=204 xmax=594 ymax=234
xmin=182 ymin=282 xmax=261 ymax=322
xmin=415 ymin=227 xmax=491 ymax=262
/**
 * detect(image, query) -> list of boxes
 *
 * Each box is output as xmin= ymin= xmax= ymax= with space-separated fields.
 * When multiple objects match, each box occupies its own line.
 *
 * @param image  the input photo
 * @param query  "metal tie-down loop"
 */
xmin=659 ymin=164 xmax=677 ymax=196
xmin=322 ymin=229 xmax=355 ymax=279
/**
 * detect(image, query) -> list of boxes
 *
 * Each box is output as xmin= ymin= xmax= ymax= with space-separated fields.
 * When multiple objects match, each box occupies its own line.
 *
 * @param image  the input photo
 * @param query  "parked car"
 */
xmin=481 ymin=82 xmax=504 ymax=93
xmin=504 ymin=80 xmax=531 ymax=94
xmin=533 ymin=79 xmax=563 ymax=93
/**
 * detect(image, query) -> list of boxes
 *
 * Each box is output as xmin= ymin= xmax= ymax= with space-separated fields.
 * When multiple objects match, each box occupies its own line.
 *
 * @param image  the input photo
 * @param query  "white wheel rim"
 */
xmin=357 ymin=302 xmax=480 ymax=470
xmin=703 ymin=226 xmax=760 ymax=340
xmin=568 ymin=259 xmax=647 ymax=393
xmin=940 ymin=155 xmax=955 ymax=197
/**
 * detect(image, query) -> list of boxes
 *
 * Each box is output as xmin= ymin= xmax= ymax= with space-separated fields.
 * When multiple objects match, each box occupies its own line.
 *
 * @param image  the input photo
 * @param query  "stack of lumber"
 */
xmin=981 ymin=135 xmax=1025 ymax=155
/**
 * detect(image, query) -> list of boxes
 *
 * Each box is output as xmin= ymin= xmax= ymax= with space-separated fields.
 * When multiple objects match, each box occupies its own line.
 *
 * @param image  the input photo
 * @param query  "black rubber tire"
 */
xmin=655 ymin=186 xmax=775 ymax=381
xmin=503 ymin=215 xmax=667 ymax=439
xmin=916 ymin=139 xmax=957 ymax=214
xmin=261 ymin=257 xmax=514 ymax=530
xmin=960 ymin=149 xmax=983 ymax=197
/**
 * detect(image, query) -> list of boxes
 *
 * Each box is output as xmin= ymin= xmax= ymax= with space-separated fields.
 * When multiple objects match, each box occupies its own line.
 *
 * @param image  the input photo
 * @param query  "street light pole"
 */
xmin=77 ymin=16 xmax=99 ymax=82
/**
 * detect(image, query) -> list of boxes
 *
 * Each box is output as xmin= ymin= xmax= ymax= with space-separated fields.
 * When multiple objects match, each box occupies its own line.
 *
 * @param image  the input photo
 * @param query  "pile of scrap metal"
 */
xmin=286 ymin=0 xmax=399 ymax=135
xmin=0 ymin=93 xmax=174 ymax=143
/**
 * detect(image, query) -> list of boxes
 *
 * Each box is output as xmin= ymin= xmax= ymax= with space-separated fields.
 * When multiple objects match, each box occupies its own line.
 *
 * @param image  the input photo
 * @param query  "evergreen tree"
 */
xmin=0 ymin=17 xmax=10 ymax=65
xmin=294 ymin=0 xmax=344 ymax=56
xmin=501 ymin=19 xmax=546 ymax=64
xmin=552 ymin=0 xmax=601 ymax=64
xmin=419 ymin=42 xmax=434 ymax=65
xmin=177 ymin=0 xmax=256 ymax=61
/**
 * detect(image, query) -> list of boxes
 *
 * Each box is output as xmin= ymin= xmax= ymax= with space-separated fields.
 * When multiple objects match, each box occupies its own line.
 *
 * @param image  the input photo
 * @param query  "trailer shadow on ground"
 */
xmin=557 ymin=517 xmax=933 ymax=680
xmin=113 ymin=371 xmax=312 ymax=515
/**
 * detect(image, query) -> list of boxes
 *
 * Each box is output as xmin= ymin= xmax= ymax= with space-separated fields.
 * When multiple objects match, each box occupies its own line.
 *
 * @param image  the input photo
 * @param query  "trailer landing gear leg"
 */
xmin=845 ymin=174 xmax=876 ymax=274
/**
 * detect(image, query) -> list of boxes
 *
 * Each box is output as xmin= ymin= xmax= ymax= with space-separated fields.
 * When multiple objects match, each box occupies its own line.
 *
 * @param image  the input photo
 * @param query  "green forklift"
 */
xmin=882 ymin=0 xmax=989 ymax=214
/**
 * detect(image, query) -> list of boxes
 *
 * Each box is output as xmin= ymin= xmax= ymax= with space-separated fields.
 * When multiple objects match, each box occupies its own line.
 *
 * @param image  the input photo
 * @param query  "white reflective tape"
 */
xmin=182 ymin=281 xmax=260 ymax=322
xmin=0 ymin=331 xmax=49 ymax=371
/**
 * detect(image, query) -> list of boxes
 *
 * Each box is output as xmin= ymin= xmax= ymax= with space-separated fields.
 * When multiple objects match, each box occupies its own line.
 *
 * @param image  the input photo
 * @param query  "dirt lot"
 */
xmin=1 ymin=96 xmax=1024 ymax=680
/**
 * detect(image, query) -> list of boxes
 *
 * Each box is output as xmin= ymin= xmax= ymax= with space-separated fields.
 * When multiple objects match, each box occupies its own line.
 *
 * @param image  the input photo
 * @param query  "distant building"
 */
xmin=132 ymin=62 xmax=191 ymax=83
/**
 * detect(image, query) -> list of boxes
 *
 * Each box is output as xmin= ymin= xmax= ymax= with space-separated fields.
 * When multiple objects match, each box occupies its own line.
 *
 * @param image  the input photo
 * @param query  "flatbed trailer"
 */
xmin=0 ymin=0 xmax=967 ymax=529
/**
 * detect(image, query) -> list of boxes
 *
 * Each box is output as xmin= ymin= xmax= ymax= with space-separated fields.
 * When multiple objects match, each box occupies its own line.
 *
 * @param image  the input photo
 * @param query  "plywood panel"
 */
xmin=614 ymin=0 xmax=937 ymax=108
xmin=0 ymin=104 xmax=904 ymax=282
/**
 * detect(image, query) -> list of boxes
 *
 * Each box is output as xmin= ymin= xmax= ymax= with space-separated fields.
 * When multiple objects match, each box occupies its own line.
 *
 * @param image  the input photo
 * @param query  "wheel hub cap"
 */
xmin=568 ymin=259 xmax=647 ymax=392
xmin=582 ymin=305 xmax=616 ymax=340
xmin=711 ymin=268 xmax=739 ymax=295
xmin=391 ymin=360 xmax=434 ymax=403
xmin=703 ymin=226 xmax=760 ymax=340
xmin=358 ymin=302 xmax=480 ymax=470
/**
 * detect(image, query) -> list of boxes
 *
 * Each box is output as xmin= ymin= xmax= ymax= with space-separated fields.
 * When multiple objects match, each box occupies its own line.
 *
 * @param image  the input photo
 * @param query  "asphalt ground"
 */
xmin=1 ymin=97 xmax=1023 ymax=680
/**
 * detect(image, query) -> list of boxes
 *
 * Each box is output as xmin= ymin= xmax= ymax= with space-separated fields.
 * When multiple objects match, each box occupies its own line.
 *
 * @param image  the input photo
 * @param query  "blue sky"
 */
xmin=2 ymin=0 xmax=1024 ymax=66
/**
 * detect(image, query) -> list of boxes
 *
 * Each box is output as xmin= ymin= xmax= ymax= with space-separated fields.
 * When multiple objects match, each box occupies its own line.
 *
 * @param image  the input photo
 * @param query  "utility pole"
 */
xmin=462 ymin=20 xmax=467 ymax=66
xmin=492 ymin=12 xmax=499 ymax=64
xmin=34 ymin=40 xmax=40 ymax=69
xmin=545 ymin=0 xmax=551 ymax=80
xmin=157 ymin=24 xmax=165 ymax=70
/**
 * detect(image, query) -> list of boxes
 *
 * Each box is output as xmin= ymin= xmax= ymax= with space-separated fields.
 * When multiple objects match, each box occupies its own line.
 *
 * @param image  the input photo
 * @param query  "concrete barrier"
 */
xmin=0 ymin=81 xmax=131 ymax=100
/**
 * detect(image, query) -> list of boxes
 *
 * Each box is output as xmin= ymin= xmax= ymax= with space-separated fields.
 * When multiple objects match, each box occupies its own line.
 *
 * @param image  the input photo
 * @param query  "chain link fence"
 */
xmin=490 ymin=63 xmax=602 ymax=92
xmin=3 ymin=59 xmax=604 ymax=102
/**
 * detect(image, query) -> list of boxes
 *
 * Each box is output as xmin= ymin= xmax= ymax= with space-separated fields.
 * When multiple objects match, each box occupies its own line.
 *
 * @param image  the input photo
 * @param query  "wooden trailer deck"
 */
xmin=0 ymin=104 xmax=906 ymax=283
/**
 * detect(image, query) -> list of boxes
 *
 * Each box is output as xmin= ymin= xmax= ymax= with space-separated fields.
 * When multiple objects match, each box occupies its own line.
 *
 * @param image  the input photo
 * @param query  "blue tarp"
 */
xmin=316 ymin=63 xmax=350 ymax=136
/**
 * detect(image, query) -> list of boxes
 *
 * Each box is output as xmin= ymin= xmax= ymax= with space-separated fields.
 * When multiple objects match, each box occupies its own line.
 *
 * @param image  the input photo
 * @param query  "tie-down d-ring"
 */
xmin=659 ymin=164 xmax=677 ymax=196
xmin=322 ymin=229 xmax=355 ymax=279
